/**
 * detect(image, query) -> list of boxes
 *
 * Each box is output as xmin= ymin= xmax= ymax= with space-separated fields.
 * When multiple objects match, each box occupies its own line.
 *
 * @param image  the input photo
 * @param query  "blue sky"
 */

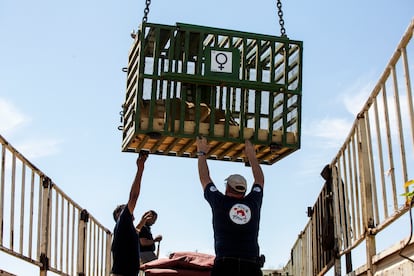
xmin=0 ymin=0 xmax=413 ymax=274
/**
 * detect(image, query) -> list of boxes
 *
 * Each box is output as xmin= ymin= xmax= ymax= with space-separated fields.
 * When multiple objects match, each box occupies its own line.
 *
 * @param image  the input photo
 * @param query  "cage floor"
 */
xmin=122 ymin=119 xmax=298 ymax=165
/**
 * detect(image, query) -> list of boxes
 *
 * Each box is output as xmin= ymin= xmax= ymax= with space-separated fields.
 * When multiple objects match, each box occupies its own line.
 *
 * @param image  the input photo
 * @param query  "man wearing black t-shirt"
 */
xmin=111 ymin=151 xmax=148 ymax=276
xmin=196 ymin=136 xmax=265 ymax=276
xmin=138 ymin=210 xmax=163 ymax=264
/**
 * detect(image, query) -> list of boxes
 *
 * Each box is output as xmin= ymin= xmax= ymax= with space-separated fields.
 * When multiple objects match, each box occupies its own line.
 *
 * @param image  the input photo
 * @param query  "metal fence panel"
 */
xmin=0 ymin=134 xmax=112 ymax=276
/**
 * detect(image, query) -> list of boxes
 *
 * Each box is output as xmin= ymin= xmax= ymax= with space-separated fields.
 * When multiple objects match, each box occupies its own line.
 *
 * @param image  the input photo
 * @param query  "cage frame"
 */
xmin=121 ymin=22 xmax=303 ymax=165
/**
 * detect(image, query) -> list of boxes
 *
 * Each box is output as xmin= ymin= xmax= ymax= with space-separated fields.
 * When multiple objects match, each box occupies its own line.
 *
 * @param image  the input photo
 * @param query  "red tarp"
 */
xmin=141 ymin=252 xmax=214 ymax=276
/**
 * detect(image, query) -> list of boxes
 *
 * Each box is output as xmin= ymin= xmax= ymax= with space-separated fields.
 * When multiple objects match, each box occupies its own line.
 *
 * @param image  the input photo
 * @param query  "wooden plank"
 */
xmin=125 ymin=119 xmax=298 ymax=164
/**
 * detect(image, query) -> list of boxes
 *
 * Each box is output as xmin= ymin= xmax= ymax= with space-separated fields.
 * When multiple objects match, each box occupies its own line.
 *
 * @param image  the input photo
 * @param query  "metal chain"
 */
xmin=142 ymin=0 xmax=151 ymax=23
xmin=276 ymin=0 xmax=286 ymax=37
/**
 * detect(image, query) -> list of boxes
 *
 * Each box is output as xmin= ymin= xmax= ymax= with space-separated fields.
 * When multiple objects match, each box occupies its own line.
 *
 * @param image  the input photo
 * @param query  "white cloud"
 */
xmin=15 ymin=138 xmax=63 ymax=159
xmin=301 ymin=74 xmax=375 ymax=151
xmin=304 ymin=117 xmax=352 ymax=148
xmin=0 ymin=97 xmax=62 ymax=159
xmin=0 ymin=98 xmax=30 ymax=135
xmin=342 ymin=78 xmax=375 ymax=116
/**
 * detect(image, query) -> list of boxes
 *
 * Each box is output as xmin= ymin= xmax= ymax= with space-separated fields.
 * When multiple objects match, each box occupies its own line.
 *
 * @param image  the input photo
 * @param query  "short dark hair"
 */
xmin=113 ymin=204 xmax=126 ymax=222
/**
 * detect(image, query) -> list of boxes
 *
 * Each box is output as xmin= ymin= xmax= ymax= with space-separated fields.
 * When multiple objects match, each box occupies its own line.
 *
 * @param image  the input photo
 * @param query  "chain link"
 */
xmin=142 ymin=0 xmax=151 ymax=23
xmin=276 ymin=0 xmax=286 ymax=37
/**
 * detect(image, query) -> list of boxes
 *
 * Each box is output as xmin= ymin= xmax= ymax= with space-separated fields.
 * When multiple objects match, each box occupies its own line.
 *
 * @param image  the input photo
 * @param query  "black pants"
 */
xmin=211 ymin=257 xmax=263 ymax=276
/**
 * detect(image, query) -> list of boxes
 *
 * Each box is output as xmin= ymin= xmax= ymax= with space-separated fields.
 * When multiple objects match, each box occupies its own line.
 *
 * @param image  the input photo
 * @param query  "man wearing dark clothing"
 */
xmin=204 ymin=182 xmax=263 ymax=258
xmin=138 ymin=210 xmax=162 ymax=264
xmin=139 ymin=224 xmax=155 ymax=251
xmin=111 ymin=151 xmax=148 ymax=276
xmin=111 ymin=206 xmax=140 ymax=276
xmin=197 ymin=137 xmax=265 ymax=276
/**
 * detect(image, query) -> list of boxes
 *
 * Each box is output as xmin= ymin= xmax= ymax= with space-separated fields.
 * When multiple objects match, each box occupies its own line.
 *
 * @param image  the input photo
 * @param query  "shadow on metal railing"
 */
xmin=0 ymin=134 xmax=112 ymax=276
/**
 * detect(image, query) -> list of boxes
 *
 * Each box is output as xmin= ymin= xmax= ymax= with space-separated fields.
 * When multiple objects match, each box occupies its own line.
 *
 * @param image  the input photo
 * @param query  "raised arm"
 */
xmin=127 ymin=151 xmax=148 ymax=215
xmin=196 ymin=136 xmax=213 ymax=190
xmin=135 ymin=211 xmax=152 ymax=233
xmin=245 ymin=140 xmax=264 ymax=188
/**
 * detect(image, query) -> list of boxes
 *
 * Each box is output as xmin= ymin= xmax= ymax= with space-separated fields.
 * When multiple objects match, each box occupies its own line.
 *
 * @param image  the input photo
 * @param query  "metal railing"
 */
xmin=283 ymin=17 xmax=414 ymax=275
xmin=0 ymin=134 xmax=112 ymax=276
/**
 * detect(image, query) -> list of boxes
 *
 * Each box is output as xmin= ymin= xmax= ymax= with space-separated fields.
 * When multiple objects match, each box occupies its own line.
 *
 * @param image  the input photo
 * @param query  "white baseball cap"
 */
xmin=225 ymin=174 xmax=247 ymax=193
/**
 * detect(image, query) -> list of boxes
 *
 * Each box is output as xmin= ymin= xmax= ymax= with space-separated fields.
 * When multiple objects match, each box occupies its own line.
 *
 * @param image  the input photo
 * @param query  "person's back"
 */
xmin=197 ymin=137 xmax=265 ymax=276
xmin=111 ymin=152 xmax=148 ymax=276
xmin=205 ymin=183 xmax=262 ymax=259
xmin=112 ymin=206 xmax=140 ymax=276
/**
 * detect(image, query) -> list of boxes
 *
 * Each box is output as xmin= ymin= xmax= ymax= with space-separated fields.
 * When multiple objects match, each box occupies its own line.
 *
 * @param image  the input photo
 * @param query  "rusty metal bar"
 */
xmin=10 ymin=153 xmax=16 ymax=251
xmin=401 ymin=47 xmax=414 ymax=153
xmin=0 ymin=144 xmax=5 ymax=247
xmin=28 ymin=171 xmax=35 ymax=259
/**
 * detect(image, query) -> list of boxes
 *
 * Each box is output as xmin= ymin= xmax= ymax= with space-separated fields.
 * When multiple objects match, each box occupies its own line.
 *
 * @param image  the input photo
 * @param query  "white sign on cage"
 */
xmin=210 ymin=50 xmax=233 ymax=73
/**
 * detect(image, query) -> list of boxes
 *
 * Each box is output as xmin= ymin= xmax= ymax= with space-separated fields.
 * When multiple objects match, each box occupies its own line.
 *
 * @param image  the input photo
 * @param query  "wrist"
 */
xmin=197 ymin=151 xmax=206 ymax=156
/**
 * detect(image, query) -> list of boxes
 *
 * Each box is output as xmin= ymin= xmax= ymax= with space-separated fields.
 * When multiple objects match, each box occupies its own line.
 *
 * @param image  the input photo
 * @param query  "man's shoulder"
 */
xmin=204 ymin=182 xmax=217 ymax=192
xmin=204 ymin=183 xmax=223 ymax=202
xmin=141 ymin=225 xmax=150 ymax=232
xmin=251 ymin=184 xmax=263 ymax=193
xmin=245 ymin=184 xmax=263 ymax=200
xmin=119 ymin=207 xmax=133 ymax=221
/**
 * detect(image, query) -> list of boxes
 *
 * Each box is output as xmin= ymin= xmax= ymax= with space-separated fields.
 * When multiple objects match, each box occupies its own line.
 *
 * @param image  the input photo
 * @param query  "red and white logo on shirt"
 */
xmin=229 ymin=203 xmax=251 ymax=225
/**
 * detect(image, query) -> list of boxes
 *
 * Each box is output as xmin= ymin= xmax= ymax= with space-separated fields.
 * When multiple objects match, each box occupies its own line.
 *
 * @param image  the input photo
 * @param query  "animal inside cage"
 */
xmin=121 ymin=22 xmax=303 ymax=165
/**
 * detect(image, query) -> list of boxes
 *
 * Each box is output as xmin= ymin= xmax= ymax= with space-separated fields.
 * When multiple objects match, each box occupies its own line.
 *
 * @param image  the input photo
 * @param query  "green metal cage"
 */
xmin=121 ymin=22 xmax=303 ymax=165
